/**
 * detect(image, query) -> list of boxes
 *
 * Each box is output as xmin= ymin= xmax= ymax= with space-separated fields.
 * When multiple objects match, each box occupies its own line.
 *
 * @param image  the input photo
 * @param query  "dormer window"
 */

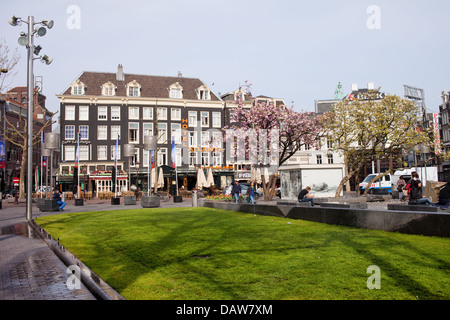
xmin=169 ymin=82 xmax=183 ymax=99
xmin=196 ymin=85 xmax=211 ymax=100
xmin=71 ymin=79 xmax=85 ymax=95
xmin=127 ymin=80 xmax=141 ymax=97
xmin=102 ymin=81 xmax=116 ymax=96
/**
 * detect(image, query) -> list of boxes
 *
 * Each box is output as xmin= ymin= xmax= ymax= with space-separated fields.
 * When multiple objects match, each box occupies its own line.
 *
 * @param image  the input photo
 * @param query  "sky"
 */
xmin=1 ymin=0 xmax=450 ymax=115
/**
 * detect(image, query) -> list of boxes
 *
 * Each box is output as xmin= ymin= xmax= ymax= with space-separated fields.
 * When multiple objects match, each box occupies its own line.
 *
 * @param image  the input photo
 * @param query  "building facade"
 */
xmin=57 ymin=66 xmax=230 ymax=194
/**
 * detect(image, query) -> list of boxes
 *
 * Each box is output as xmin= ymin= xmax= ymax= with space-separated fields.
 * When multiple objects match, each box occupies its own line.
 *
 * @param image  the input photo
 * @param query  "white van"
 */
xmin=359 ymin=173 xmax=392 ymax=194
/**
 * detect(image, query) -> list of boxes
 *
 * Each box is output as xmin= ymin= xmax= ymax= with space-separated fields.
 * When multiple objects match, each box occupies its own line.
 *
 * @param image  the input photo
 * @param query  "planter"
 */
xmin=173 ymin=195 xmax=183 ymax=203
xmin=124 ymin=196 xmax=137 ymax=205
xmin=38 ymin=199 xmax=60 ymax=212
xmin=111 ymin=197 xmax=120 ymax=205
xmin=74 ymin=198 xmax=84 ymax=206
xmin=141 ymin=195 xmax=160 ymax=208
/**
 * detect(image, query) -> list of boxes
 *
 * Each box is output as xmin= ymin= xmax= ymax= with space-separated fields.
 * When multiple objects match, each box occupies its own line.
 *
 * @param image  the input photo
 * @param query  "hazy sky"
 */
xmin=1 ymin=0 xmax=449 ymax=115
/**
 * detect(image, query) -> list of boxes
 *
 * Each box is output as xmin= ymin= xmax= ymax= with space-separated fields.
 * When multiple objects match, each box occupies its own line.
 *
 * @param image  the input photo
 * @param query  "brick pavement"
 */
xmin=0 ymin=196 xmax=193 ymax=300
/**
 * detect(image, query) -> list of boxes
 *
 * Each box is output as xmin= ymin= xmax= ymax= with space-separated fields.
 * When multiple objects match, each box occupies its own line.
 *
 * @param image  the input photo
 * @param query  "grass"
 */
xmin=35 ymin=207 xmax=450 ymax=300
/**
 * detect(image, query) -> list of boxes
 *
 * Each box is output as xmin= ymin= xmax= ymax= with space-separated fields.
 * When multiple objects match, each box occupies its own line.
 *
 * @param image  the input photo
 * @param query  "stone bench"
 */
xmin=320 ymin=202 xmax=368 ymax=209
xmin=387 ymin=204 xmax=450 ymax=213
xmin=277 ymin=201 xmax=313 ymax=207
xmin=37 ymin=199 xmax=61 ymax=212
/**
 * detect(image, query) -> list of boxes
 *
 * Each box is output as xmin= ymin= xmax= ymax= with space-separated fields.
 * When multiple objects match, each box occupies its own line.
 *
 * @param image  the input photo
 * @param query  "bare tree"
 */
xmin=0 ymin=38 xmax=21 ymax=92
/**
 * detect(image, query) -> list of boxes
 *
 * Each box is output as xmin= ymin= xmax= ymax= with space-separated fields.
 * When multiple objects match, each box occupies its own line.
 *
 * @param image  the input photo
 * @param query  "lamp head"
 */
xmin=41 ymin=55 xmax=53 ymax=65
xmin=42 ymin=20 xmax=54 ymax=29
xmin=36 ymin=26 xmax=47 ymax=37
xmin=8 ymin=16 xmax=20 ymax=26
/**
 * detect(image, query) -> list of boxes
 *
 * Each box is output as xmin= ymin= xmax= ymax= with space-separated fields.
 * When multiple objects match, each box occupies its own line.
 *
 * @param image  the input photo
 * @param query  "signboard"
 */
xmin=404 ymin=85 xmax=424 ymax=101
xmin=433 ymin=113 xmax=441 ymax=154
xmin=13 ymin=177 xmax=19 ymax=186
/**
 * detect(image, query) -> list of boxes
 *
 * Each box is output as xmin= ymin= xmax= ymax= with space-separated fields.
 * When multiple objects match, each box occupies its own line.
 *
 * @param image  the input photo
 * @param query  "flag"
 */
xmin=114 ymin=134 xmax=119 ymax=168
xmin=171 ymin=137 xmax=176 ymax=169
xmin=75 ymin=131 xmax=80 ymax=168
xmin=151 ymin=150 xmax=155 ymax=168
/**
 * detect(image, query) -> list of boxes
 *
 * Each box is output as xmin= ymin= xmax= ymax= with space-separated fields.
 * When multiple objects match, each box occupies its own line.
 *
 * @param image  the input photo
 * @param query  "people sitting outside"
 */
xmin=53 ymin=190 xmax=66 ymax=211
xmin=397 ymin=176 xmax=407 ymax=201
xmin=436 ymin=182 xmax=450 ymax=209
xmin=406 ymin=172 xmax=433 ymax=206
xmin=298 ymin=186 xmax=314 ymax=207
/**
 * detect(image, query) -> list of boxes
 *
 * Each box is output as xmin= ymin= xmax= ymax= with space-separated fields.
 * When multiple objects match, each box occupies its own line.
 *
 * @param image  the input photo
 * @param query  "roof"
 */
xmin=61 ymin=70 xmax=221 ymax=101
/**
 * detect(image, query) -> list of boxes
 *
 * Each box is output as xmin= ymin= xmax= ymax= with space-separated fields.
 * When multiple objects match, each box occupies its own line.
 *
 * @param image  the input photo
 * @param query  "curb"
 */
xmin=28 ymin=219 xmax=125 ymax=300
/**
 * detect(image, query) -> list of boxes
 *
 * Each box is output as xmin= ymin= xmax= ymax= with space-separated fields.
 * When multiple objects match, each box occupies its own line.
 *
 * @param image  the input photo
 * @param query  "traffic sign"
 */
xmin=13 ymin=177 xmax=19 ymax=186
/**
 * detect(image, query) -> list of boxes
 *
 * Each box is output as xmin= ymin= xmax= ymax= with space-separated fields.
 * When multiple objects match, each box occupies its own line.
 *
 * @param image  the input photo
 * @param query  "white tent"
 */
xmin=197 ymin=168 xmax=207 ymax=189
xmin=158 ymin=167 xmax=164 ymax=189
xmin=256 ymin=167 xmax=262 ymax=184
xmin=206 ymin=167 xmax=215 ymax=187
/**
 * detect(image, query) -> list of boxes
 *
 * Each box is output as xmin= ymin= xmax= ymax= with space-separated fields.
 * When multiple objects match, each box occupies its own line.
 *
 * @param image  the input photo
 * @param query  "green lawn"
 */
xmin=35 ymin=207 xmax=450 ymax=300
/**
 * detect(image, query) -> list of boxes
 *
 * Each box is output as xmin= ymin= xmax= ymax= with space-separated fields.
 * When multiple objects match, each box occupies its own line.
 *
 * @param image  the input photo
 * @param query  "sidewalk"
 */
xmin=0 ymin=196 xmax=192 ymax=300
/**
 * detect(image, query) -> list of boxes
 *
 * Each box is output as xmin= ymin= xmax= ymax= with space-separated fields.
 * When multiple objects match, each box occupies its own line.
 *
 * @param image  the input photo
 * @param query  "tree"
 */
xmin=322 ymin=90 xmax=432 ymax=197
xmin=0 ymin=38 xmax=21 ymax=92
xmin=227 ymin=84 xmax=323 ymax=200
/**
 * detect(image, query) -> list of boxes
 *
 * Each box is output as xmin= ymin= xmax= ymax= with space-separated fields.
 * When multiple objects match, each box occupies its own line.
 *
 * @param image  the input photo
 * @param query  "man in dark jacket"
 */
xmin=53 ymin=190 xmax=66 ymax=211
xmin=298 ymin=186 xmax=314 ymax=207
xmin=232 ymin=181 xmax=241 ymax=203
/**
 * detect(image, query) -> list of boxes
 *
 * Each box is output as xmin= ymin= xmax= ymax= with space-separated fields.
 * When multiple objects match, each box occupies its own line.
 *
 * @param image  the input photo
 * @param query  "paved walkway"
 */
xmin=0 ymin=196 xmax=192 ymax=300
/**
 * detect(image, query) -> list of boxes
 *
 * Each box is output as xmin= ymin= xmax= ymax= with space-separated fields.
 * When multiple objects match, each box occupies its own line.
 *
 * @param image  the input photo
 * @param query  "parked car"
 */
xmin=35 ymin=186 xmax=55 ymax=193
xmin=3 ymin=189 xmax=18 ymax=199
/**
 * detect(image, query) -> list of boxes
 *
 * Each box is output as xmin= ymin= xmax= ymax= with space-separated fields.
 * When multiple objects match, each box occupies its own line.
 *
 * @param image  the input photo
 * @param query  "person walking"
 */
xmin=232 ymin=181 xmax=241 ymax=204
xmin=248 ymin=181 xmax=256 ymax=205
xmin=53 ymin=190 xmax=66 ymax=211
xmin=298 ymin=186 xmax=314 ymax=207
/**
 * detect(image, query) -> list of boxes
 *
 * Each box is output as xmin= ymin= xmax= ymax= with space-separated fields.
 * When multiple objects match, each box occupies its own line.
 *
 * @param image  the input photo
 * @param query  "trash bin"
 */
xmin=192 ymin=191 xmax=198 ymax=207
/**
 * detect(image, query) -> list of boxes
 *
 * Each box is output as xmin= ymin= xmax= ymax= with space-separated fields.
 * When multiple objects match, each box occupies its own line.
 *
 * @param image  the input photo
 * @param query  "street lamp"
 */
xmin=9 ymin=15 xmax=54 ymax=221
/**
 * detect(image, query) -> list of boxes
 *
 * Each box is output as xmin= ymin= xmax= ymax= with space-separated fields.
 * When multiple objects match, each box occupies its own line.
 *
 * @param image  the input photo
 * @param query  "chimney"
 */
xmin=178 ymin=71 xmax=183 ymax=77
xmin=367 ymin=82 xmax=375 ymax=90
xmin=116 ymin=64 xmax=124 ymax=81
xmin=351 ymin=83 xmax=358 ymax=91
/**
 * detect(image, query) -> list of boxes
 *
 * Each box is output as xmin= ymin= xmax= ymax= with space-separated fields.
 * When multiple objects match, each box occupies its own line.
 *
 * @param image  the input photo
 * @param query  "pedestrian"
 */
xmin=408 ymin=171 xmax=433 ymax=205
xmin=397 ymin=176 xmax=406 ymax=201
xmin=231 ymin=180 xmax=241 ymax=204
xmin=53 ymin=190 xmax=66 ymax=211
xmin=248 ymin=181 xmax=256 ymax=205
xmin=298 ymin=186 xmax=314 ymax=207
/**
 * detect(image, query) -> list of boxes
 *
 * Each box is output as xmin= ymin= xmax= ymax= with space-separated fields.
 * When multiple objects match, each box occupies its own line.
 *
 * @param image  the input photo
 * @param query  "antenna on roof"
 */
xmin=178 ymin=71 xmax=182 ymax=77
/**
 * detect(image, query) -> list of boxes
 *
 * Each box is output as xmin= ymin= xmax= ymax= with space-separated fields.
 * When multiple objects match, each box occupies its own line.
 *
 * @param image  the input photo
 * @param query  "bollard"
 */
xmin=192 ymin=191 xmax=198 ymax=207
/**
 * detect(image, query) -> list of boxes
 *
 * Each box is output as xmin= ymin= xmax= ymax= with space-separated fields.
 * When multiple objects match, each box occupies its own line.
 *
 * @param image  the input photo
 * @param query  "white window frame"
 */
xmin=129 ymin=106 xmax=139 ymax=120
xmin=79 ymin=145 xmax=89 ymax=161
xmin=65 ymin=105 xmax=75 ymax=121
xmin=201 ymin=111 xmax=209 ymax=127
xmin=111 ymin=145 xmax=121 ymax=161
xmin=98 ymin=106 xmax=107 ymax=121
xmin=79 ymin=106 xmax=89 ymax=121
xmin=97 ymin=145 xmax=107 ymax=160
xmin=129 ymin=122 xmax=139 ymax=144
xmin=65 ymin=145 xmax=75 ymax=161
xmin=143 ymin=107 xmax=153 ymax=120
xmin=98 ymin=125 xmax=108 ymax=140
xmin=189 ymin=131 xmax=197 ymax=147
xmin=79 ymin=125 xmax=89 ymax=140
xmin=171 ymin=108 xmax=181 ymax=121
xmin=212 ymin=112 xmax=221 ymax=128
xmin=158 ymin=148 xmax=167 ymax=166
xmin=111 ymin=125 xmax=121 ymax=140
xmin=158 ymin=123 xmax=167 ymax=144
xmin=111 ymin=106 xmax=120 ymax=121
xmin=188 ymin=111 xmax=197 ymax=127
xmin=143 ymin=123 xmax=154 ymax=138
xmin=171 ymin=123 xmax=181 ymax=144
xmin=65 ymin=125 xmax=75 ymax=140
xmin=157 ymin=107 xmax=167 ymax=120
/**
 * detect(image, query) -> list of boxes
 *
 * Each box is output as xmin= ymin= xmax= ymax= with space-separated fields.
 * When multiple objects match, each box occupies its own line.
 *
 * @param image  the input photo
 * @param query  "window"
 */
xmin=171 ymin=123 xmax=181 ymax=144
xmin=201 ymin=131 xmax=210 ymax=147
xmin=98 ymin=106 xmax=107 ymax=120
xmin=65 ymin=125 xmax=75 ymax=140
xmin=79 ymin=145 xmax=89 ymax=161
xmin=316 ymin=154 xmax=322 ymax=164
xmin=212 ymin=112 xmax=221 ymax=128
xmin=189 ymin=152 xmax=197 ymax=166
xmin=129 ymin=122 xmax=139 ymax=143
xmin=111 ymin=106 xmax=120 ymax=120
xmin=157 ymin=108 xmax=167 ymax=120
xmin=65 ymin=105 xmax=75 ymax=120
xmin=327 ymin=137 xmax=333 ymax=149
xmin=79 ymin=106 xmax=89 ymax=121
xmin=79 ymin=125 xmax=89 ymax=140
xmin=327 ymin=154 xmax=333 ymax=164
xmin=102 ymin=82 xmax=115 ymax=96
xmin=171 ymin=108 xmax=181 ymax=121
xmin=143 ymin=107 xmax=153 ymax=120
xmin=212 ymin=131 xmax=222 ymax=148
xmin=189 ymin=131 xmax=197 ymax=147
xmin=158 ymin=123 xmax=167 ymax=144
xmin=188 ymin=111 xmax=197 ymax=127
xmin=143 ymin=123 xmax=154 ymax=138
xmin=98 ymin=125 xmax=107 ymax=140
xmin=196 ymin=85 xmax=211 ymax=100
xmin=111 ymin=145 xmax=121 ymax=160
xmin=169 ymin=82 xmax=183 ymax=99
xmin=65 ymin=146 xmax=75 ymax=161
xmin=111 ymin=125 xmax=120 ymax=140
xmin=202 ymin=152 xmax=210 ymax=166
xmin=97 ymin=146 xmax=107 ymax=160
xmin=129 ymin=107 xmax=139 ymax=119
xmin=213 ymin=152 xmax=222 ymax=166
xmin=127 ymin=81 xmax=141 ymax=97
xmin=175 ymin=148 xmax=182 ymax=167
xmin=201 ymin=112 xmax=209 ymax=127
xmin=158 ymin=148 xmax=167 ymax=166
xmin=71 ymin=80 xmax=85 ymax=95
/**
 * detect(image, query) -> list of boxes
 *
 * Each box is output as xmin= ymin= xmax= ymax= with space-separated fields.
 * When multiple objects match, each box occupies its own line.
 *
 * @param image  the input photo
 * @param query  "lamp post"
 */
xmin=9 ymin=15 xmax=54 ymax=221
xmin=124 ymin=144 xmax=136 ymax=205
xmin=142 ymin=136 xmax=159 ymax=208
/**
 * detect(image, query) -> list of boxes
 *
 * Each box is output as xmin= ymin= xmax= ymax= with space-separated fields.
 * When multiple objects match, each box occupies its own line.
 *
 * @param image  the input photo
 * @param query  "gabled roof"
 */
xmin=61 ymin=70 xmax=221 ymax=101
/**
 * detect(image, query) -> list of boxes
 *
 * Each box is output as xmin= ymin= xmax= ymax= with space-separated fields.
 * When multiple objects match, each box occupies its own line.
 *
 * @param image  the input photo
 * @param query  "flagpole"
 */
xmin=148 ymin=149 xmax=150 ymax=196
